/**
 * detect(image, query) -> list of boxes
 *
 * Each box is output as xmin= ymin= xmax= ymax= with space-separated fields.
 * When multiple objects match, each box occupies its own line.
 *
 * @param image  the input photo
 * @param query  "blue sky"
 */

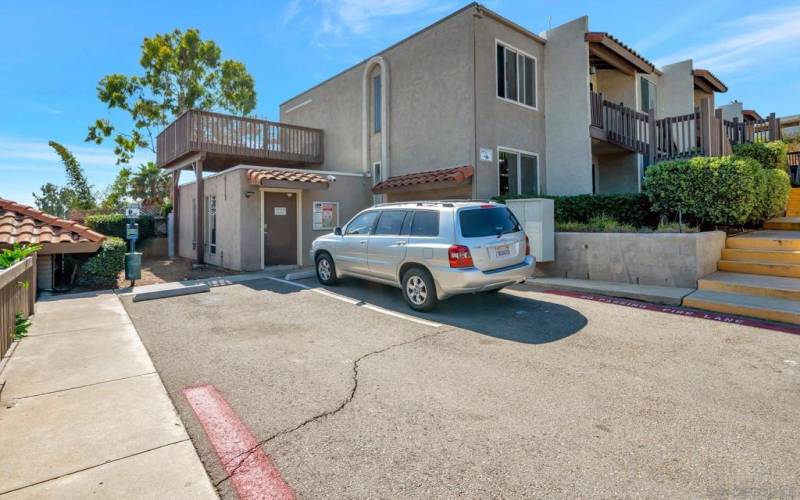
xmin=2 ymin=0 xmax=799 ymax=205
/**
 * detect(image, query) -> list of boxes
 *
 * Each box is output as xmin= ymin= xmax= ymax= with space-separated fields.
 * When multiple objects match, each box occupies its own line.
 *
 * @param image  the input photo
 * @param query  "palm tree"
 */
xmin=129 ymin=162 xmax=170 ymax=206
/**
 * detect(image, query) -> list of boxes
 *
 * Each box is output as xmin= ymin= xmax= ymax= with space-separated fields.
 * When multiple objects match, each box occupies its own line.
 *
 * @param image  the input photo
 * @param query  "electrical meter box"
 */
xmin=504 ymin=198 xmax=554 ymax=262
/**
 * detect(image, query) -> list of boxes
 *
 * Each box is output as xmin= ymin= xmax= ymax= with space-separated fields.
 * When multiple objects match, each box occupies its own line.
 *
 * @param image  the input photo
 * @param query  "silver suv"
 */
xmin=310 ymin=201 xmax=535 ymax=311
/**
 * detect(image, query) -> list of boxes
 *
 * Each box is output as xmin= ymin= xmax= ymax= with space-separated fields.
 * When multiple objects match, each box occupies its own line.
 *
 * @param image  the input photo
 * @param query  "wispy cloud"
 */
xmin=655 ymin=4 xmax=800 ymax=74
xmin=32 ymin=103 xmax=63 ymax=115
xmin=633 ymin=1 xmax=722 ymax=53
xmin=0 ymin=136 xmax=152 ymax=170
xmin=296 ymin=0 xmax=457 ymax=45
xmin=281 ymin=0 xmax=302 ymax=25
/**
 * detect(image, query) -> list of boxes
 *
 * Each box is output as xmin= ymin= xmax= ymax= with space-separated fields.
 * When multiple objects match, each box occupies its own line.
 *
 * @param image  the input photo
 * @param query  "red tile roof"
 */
xmin=0 ymin=198 xmax=106 ymax=247
xmin=372 ymin=165 xmax=474 ymax=194
xmin=247 ymin=169 xmax=329 ymax=186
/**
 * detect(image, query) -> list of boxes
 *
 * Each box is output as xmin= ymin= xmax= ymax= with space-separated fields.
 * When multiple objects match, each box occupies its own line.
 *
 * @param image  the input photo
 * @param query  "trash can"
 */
xmin=124 ymin=252 xmax=142 ymax=281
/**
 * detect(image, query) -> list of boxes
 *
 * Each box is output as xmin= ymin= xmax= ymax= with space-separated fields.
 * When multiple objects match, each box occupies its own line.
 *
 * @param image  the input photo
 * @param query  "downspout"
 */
xmin=472 ymin=6 xmax=479 ymax=199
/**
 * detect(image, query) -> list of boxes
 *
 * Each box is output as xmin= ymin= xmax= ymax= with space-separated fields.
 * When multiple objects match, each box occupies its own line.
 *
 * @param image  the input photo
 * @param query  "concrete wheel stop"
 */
xmin=131 ymin=283 xmax=211 ymax=302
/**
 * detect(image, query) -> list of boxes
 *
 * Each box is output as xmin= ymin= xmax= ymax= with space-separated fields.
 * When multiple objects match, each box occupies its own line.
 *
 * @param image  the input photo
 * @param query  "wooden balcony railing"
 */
xmin=590 ymin=91 xmax=707 ymax=162
xmin=723 ymin=113 xmax=781 ymax=146
xmin=156 ymin=109 xmax=323 ymax=168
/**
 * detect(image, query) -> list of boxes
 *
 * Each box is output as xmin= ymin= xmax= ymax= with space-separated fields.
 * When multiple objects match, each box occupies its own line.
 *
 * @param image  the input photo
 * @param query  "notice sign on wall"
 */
xmin=313 ymin=201 xmax=339 ymax=230
xmin=274 ymin=207 xmax=287 ymax=216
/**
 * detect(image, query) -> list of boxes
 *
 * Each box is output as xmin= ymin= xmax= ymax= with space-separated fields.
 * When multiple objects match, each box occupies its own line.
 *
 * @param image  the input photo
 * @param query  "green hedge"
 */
xmin=643 ymin=155 xmax=789 ymax=227
xmin=493 ymin=193 xmax=657 ymax=228
xmin=84 ymin=213 xmax=154 ymax=240
xmin=78 ymin=237 xmax=126 ymax=286
xmin=732 ymin=141 xmax=788 ymax=171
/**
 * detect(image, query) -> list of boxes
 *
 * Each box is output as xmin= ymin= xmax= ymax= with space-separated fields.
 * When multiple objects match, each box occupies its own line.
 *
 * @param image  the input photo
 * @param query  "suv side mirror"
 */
xmin=334 ymin=226 xmax=342 ymax=236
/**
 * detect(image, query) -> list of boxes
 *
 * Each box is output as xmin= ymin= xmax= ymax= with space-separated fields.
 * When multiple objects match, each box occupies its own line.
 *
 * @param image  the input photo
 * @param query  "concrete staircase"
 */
xmin=683 ymin=229 xmax=800 ymax=325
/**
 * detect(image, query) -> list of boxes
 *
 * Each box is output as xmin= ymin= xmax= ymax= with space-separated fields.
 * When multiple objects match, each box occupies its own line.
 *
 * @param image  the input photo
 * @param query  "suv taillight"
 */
xmin=448 ymin=245 xmax=474 ymax=268
xmin=525 ymin=236 xmax=530 ymax=256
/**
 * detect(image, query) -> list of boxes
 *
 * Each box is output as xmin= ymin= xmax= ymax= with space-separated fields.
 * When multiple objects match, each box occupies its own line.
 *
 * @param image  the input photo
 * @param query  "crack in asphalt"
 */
xmin=213 ymin=327 xmax=453 ymax=488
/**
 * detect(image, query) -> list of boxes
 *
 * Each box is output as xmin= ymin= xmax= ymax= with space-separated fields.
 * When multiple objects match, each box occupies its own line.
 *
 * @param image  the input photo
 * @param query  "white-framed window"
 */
xmin=496 ymin=40 xmax=537 ymax=109
xmin=498 ymin=148 xmax=539 ymax=196
xmin=639 ymin=76 xmax=657 ymax=114
xmin=373 ymin=75 xmax=382 ymax=133
xmin=372 ymin=162 xmax=382 ymax=185
xmin=206 ymin=195 xmax=217 ymax=255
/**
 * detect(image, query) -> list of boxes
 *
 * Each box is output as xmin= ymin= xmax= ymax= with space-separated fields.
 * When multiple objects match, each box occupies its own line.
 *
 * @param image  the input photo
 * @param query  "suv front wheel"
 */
xmin=401 ymin=267 xmax=438 ymax=311
xmin=315 ymin=253 xmax=339 ymax=285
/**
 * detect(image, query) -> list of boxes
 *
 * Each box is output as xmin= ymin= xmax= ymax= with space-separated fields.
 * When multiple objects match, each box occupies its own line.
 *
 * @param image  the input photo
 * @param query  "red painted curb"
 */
xmin=183 ymin=385 xmax=295 ymax=500
xmin=545 ymin=289 xmax=800 ymax=335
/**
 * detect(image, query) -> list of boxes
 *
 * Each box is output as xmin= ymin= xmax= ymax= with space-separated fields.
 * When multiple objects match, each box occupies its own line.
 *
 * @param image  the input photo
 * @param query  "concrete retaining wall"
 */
xmin=537 ymin=231 xmax=726 ymax=287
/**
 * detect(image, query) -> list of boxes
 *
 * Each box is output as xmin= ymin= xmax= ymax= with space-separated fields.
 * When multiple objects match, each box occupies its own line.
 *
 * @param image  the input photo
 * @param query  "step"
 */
xmin=721 ymin=248 xmax=800 ymax=264
xmin=698 ymin=272 xmax=800 ymax=301
xmin=683 ymin=290 xmax=800 ymax=325
xmin=725 ymin=231 xmax=800 ymax=251
xmin=717 ymin=259 xmax=800 ymax=278
xmin=764 ymin=217 xmax=800 ymax=231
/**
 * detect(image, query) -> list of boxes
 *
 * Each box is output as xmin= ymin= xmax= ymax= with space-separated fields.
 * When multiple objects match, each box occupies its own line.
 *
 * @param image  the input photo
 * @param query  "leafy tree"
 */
xmin=48 ymin=141 xmax=96 ymax=210
xmin=100 ymin=167 xmax=132 ymax=209
xmin=129 ymin=162 xmax=170 ymax=206
xmin=33 ymin=182 xmax=72 ymax=218
xmin=86 ymin=28 xmax=257 ymax=164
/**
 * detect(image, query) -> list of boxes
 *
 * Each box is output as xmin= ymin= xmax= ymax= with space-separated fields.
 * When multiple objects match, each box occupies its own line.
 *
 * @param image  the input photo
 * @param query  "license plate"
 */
xmin=496 ymin=244 xmax=510 ymax=257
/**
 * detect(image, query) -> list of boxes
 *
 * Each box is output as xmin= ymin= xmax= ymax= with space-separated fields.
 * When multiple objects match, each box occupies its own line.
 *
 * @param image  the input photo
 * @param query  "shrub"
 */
xmin=733 ymin=141 xmax=788 ymax=171
xmin=763 ymin=168 xmax=792 ymax=220
xmin=493 ymin=193 xmax=657 ymax=228
xmin=0 ymin=243 xmax=42 ymax=269
xmin=644 ymin=156 xmax=761 ymax=227
xmin=78 ymin=237 xmax=126 ymax=286
xmin=84 ymin=213 xmax=155 ymax=240
xmin=556 ymin=215 xmax=639 ymax=233
xmin=655 ymin=222 xmax=699 ymax=233
xmin=14 ymin=313 xmax=31 ymax=340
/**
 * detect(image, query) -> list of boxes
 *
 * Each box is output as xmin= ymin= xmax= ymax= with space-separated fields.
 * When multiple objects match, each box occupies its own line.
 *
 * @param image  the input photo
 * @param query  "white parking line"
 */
xmin=265 ymin=277 xmax=443 ymax=328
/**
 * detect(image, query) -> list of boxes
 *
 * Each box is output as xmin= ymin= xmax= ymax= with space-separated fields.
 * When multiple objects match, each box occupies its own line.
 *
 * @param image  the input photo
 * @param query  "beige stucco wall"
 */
xmin=473 ymin=12 xmax=546 ymax=199
xmin=177 ymin=171 xmax=244 ymax=270
xmin=658 ymin=60 xmax=695 ymax=118
xmin=543 ymin=16 xmax=593 ymax=196
xmin=279 ymin=7 xmax=476 ymax=180
xmin=595 ymin=69 xmax=636 ymax=108
xmin=593 ymin=151 xmax=639 ymax=194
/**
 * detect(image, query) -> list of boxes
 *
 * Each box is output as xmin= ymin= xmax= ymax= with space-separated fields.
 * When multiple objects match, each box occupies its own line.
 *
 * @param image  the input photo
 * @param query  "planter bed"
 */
xmin=537 ymin=231 xmax=726 ymax=288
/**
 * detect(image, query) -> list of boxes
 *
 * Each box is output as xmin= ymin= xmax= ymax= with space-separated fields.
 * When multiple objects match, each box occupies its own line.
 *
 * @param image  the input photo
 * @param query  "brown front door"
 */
xmin=263 ymin=192 xmax=298 ymax=266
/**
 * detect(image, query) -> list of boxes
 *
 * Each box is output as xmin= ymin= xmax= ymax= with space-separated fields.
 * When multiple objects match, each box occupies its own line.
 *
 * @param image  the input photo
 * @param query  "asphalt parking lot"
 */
xmin=121 ymin=277 xmax=800 ymax=499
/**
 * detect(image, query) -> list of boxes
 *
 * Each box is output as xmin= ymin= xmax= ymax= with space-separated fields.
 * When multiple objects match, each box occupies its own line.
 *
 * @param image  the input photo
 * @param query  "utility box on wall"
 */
xmin=505 ymin=198 xmax=555 ymax=262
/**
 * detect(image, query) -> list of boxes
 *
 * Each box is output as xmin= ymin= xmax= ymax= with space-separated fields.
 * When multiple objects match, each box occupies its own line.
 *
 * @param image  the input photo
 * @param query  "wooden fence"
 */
xmin=0 ymin=256 xmax=36 ymax=358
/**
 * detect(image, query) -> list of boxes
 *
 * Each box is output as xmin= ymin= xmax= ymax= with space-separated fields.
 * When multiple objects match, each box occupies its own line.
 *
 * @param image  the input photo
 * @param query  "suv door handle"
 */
xmin=396 ymin=240 xmax=407 ymax=246
xmin=359 ymin=240 xmax=367 ymax=245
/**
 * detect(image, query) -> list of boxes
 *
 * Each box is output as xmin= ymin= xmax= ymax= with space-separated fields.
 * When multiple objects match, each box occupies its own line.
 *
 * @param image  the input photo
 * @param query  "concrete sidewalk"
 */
xmin=0 ymin=292 xmax=217 ymax=499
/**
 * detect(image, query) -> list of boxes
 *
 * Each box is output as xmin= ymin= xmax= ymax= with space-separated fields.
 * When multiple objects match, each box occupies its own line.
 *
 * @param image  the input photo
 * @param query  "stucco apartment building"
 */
xmin=160 ymin=3 xmax=731 ymax=271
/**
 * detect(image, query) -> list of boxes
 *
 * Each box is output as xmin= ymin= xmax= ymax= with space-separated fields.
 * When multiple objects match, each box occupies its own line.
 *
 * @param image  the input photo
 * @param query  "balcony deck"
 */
xmin=156 ymin=110 xmax=323 ymax=172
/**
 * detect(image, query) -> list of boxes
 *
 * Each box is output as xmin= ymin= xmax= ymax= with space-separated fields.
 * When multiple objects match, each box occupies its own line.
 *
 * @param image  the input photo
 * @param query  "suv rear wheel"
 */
xmin=401 ymin=267 xmax=438 ymax=311
xmin=315 ymin=253 xmax=339 ymax=285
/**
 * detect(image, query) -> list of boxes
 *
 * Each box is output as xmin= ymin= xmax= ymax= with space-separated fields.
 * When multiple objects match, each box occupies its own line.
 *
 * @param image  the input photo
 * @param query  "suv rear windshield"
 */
xmin=459 ymin=207 xmax=521 ymax=238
